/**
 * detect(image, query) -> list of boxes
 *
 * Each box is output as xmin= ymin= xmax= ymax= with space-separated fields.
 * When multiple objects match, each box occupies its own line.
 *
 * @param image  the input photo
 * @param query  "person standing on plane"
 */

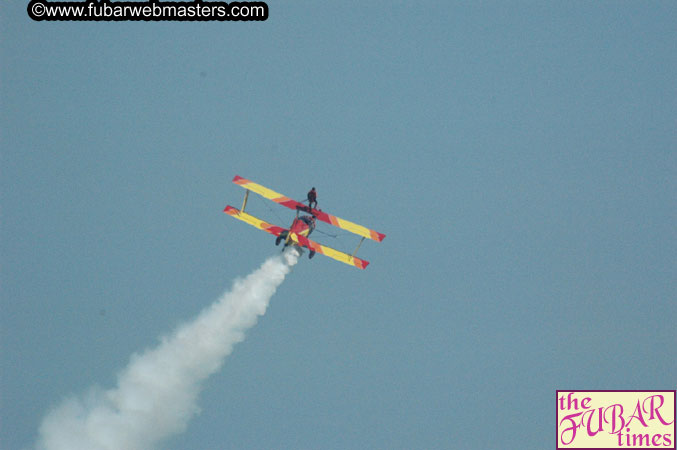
xmin=307 ymin=187 xmax=318 ymax=210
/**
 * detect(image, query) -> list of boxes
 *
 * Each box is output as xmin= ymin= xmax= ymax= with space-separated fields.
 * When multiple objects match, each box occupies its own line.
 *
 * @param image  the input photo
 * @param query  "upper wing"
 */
xmin=223 ymin=206 xmax=286 ymax=237
xmin=232 ymin=175 xmax=386 ymax=242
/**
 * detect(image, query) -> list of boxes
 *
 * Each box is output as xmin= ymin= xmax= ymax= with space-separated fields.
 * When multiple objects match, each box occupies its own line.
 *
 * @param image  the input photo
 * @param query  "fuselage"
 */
xmin=290 ymin=215 xmax=315 ymax=237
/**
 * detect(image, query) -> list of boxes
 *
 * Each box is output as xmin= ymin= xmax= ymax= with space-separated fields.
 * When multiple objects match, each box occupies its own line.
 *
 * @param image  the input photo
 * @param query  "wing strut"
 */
xmin=241 ymin=189 xmax=250 ymax=212
xmin=351 ymin=237 xmax=365 ymax=258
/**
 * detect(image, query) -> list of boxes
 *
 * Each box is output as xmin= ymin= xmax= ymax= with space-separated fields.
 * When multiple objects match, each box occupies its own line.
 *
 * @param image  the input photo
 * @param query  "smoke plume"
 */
xmin=37 ymin=250 xmax=299 ymax=450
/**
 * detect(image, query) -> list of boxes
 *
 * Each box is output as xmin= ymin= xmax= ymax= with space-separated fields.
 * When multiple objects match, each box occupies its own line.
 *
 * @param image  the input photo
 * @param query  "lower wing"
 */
xmin=224 ymin=206 xmax=369 ymax=269
xmin=224 ymin=206 xmax=286 ymax=237
xmin=289 ymin=232 xmax=369 ymax=270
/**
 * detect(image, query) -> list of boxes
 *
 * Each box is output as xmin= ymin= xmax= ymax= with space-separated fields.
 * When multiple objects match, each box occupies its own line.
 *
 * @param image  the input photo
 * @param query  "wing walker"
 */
xmin=224 ymin=175 xmax=385 ymax=269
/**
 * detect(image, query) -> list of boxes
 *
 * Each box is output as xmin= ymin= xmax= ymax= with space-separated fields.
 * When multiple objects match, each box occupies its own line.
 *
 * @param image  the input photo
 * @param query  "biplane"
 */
xmin=224 ymin=175 xmax=385 ymax=269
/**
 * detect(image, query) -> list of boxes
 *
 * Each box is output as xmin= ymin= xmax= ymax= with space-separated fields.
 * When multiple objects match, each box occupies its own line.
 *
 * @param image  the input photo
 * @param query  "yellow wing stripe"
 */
xmin=234 ymin=177 xmax=287 ymax=202
xmin=223 ymin=206 xmax=284 ymax=237
xmin=334 ymin=217 xmax=376 ymax=242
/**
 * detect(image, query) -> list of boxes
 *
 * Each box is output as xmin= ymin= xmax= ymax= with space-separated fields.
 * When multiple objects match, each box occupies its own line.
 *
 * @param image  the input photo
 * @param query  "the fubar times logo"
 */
xmin=557 ymin=390 xmax=675 ymax=449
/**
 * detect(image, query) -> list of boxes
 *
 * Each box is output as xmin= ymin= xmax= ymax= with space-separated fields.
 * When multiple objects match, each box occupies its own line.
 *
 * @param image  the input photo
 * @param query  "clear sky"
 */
xmin=2 ymin=1 xmax=675 ymax=449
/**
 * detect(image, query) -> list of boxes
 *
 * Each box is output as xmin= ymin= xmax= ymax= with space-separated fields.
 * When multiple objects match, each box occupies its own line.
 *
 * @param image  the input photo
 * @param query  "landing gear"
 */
xmin=276 ymin=231 xmax=289 ymax=246
xmin=309 ymin=251 xmax=315 ymax=259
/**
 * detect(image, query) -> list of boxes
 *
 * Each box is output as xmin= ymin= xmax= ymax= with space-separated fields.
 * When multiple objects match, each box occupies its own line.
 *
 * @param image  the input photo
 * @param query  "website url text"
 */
xmin=28 ymin=0 xmax=269 ymax=22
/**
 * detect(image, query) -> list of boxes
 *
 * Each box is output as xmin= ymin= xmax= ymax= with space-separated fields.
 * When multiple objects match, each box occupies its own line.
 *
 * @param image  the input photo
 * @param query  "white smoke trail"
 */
xmin=36 ymin=250 xmax=299 ymax=450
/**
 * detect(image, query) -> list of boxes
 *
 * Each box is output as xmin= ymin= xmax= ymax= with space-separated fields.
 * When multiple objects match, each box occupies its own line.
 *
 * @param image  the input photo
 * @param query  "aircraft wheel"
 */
xmin=309 ymin=251 xmax=315 ymax=259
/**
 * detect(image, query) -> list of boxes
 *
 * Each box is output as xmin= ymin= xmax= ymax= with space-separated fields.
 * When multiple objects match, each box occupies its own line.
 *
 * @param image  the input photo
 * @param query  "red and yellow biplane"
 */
xmin=224 ymin=175 xmax=385 ymax=269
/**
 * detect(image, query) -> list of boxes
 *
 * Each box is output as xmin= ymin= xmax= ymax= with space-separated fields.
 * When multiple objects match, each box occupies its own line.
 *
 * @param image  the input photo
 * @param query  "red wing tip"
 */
xmin=370 ymin=231 xmax=386 ymax=242
xmin=224 ymin=205 xmax=238 ymax=214
xmin=232 ymin=175 xmax=248 ymax=184
xmin=357 ymin=259 xmax=370 ymax=269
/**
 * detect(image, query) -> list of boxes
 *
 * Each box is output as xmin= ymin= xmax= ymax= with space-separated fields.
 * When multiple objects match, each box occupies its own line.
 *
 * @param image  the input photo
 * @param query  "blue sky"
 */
xmin=2 ymin=1 xmax=675 ymax=449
